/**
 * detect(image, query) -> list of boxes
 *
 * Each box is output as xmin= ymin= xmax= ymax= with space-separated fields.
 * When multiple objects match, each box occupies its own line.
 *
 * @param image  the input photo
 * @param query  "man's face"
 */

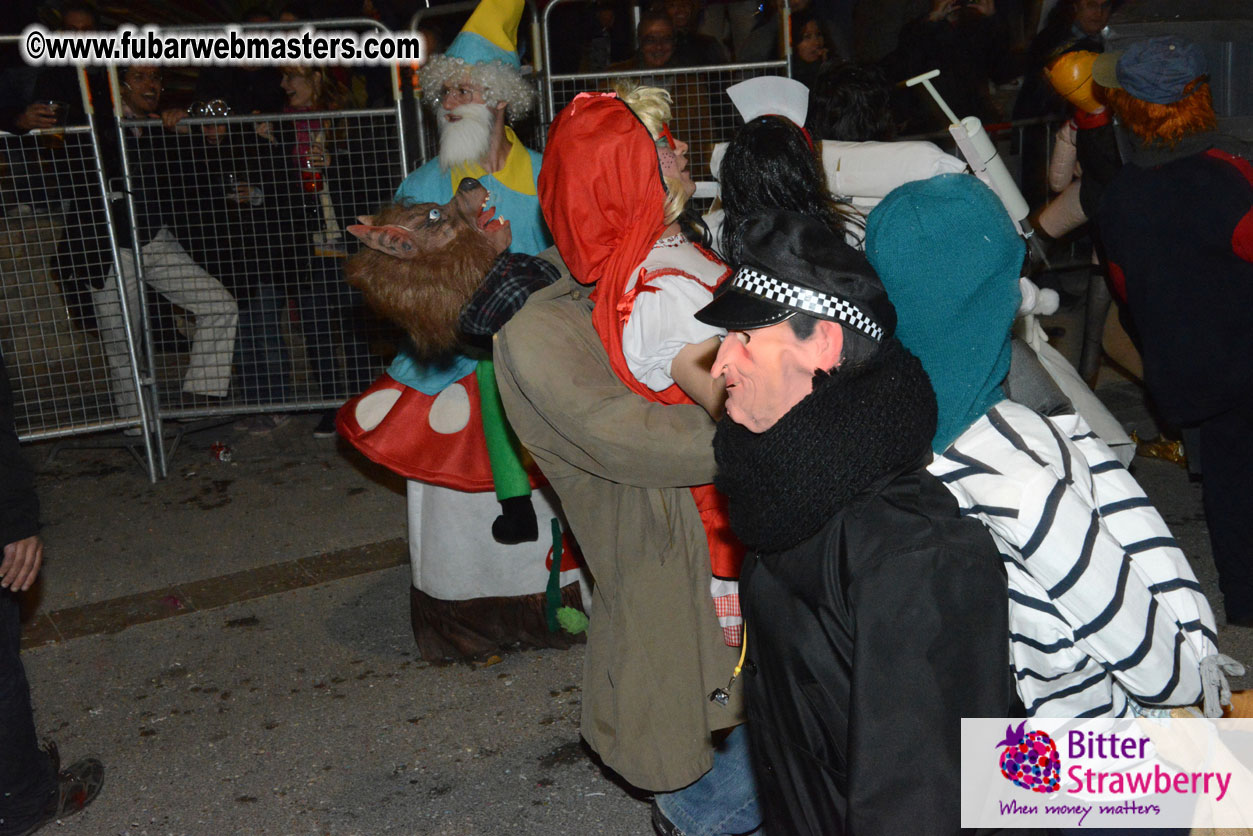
xmin=438 ymin=77 xmax=488 ymax=122
xmin=202 ymin=124 xmax=228 ymax=145
xmin=712 ymin=319 xmax=840 ymax=433
xmin=664 ymin=0 xmax=696 ymax=32
xmin=639 ymin=20 xmax=676 ymax=68
xmin=121 ymin=66 xmax=162 ymax=115
xmin=1074 ymin=0 xmax=1111 ymax=36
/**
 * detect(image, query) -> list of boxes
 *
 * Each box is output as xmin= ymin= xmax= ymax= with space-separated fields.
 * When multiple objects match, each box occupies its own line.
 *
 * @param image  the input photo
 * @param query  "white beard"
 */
xmin=436 ymin=103 xmax=495 ymax=171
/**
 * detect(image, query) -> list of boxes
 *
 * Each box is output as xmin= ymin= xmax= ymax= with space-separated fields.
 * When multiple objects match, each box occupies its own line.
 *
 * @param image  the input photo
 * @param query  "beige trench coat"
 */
xmin=494 ymin=270 xmax=745 ymax=792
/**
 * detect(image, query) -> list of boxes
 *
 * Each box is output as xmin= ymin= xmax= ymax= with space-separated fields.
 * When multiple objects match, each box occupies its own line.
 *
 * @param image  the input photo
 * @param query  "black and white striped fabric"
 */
xmin=928 ymin=401 xmax=1218 ymax=718
xmin=731 ymin=267 xmax=885 ymax=341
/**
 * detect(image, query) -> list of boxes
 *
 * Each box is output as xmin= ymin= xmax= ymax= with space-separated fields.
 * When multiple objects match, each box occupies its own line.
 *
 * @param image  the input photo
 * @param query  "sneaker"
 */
xmin=312 ymin=410 xmax=338 ymax=439
xmin=14 ymin=742 xmax=104 ymax=835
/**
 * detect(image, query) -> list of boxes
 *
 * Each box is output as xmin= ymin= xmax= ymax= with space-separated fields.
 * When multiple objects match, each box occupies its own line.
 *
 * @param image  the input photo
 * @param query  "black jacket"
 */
xmin=1097 ymin=142 xmax=1253 ymax=426
xmin=740 ymin=468 xmax=1013 ymax=835
xmin=171 ymin=127 xmax=308 ymax=297
xmin=712 ymin=338 xmax=1013 ymax=836
xmin=0 ymin=350 xmax=39 ymax=548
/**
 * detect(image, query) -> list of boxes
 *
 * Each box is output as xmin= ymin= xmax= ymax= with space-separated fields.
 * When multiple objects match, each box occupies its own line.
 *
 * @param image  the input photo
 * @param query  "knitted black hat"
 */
xmin=696 ymin=209 xmax=896 ymax=341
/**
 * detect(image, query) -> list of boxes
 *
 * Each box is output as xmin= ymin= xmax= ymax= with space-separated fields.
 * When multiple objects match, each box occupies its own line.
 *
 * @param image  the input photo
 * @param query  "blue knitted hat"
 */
xmin=865 ymin=174 xmax=1024 ymax=453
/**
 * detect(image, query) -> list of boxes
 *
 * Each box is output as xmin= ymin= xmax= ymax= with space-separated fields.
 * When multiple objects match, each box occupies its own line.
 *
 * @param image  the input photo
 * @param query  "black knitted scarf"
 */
xmin=713 ymin=337 xmax=938 ymax=554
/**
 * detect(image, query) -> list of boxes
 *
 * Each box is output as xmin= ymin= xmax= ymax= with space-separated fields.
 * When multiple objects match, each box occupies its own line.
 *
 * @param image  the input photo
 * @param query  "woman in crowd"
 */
xmin=272 ymin=65 xmax=378 ymax=435
xmin=788 ymin=9 xmax=829 ymax=88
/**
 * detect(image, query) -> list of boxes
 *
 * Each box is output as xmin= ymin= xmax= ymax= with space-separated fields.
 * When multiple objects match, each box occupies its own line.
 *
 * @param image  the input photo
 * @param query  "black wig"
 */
xmin=719 ymin=115 xmax=854 ymax=263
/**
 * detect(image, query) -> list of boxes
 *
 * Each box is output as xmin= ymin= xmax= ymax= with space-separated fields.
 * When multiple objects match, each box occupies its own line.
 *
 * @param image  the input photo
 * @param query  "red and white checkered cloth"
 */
xmin=712 ymin=579 xmax=742 ymax=647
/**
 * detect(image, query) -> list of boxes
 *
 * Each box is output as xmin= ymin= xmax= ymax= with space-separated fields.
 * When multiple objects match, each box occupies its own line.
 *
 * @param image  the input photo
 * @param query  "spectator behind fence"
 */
xmin=1012 ymin=0 xmax=1113 ymax=207
xmin=884 ymin=0 xmax=1018 ymax=133
xmin=611 ymin=8 xmax=679 ymax=71
xmin=1 ymin=2 xmax=98 ymax=135
xmin=0 ymin=3 xmax=105 ymax=216
xmin=577 ymin=0 xmax=634 ymax=72
xmin=788 ymin=9 xmax=832 ymax=88
xmin=665 ymin=0 xmax=729 ymax=68
xmin=610 ymin=11 xmax=716 ymax=187
xmin=736 ymin=0 xmax=799 ymax=63
xmin=1 ymin=346 xmax=105 ymax=835
xmin=271 ymin=65 xmax=378 ymax=436
xmin=172 ymin=99 xmax=308 ymax=433
xmin=54 ymin=65 xmax=239 ymax=424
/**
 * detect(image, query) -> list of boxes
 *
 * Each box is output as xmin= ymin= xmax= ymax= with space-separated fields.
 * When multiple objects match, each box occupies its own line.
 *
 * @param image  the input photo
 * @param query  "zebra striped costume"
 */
xmin=928 ymin=401 xmax=1219 ymax=717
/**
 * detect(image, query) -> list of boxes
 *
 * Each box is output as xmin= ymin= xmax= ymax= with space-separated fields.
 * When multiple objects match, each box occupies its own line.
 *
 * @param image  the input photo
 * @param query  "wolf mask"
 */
xmin=346 ymin=177 xmax=510 ymax=357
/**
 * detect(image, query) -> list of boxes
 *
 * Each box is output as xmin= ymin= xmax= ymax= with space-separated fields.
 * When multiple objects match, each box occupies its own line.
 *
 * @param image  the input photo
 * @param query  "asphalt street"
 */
xmin=14 ymin=372 xmax=1253 ymax=835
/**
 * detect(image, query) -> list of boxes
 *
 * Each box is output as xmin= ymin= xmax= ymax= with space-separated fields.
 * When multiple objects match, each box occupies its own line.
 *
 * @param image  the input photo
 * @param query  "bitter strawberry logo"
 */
xmin=996 ymin=721 xmax=1061 ymax=793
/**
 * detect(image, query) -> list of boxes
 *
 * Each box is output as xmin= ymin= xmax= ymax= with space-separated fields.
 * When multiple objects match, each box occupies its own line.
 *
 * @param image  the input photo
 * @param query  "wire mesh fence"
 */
xmin=0 ymin=123 xmax=138 ymax=441
xmin=117 ymin=106 xmax=406 ymax=424
xmin=2 ymin=10 xmax=1092 ymax=475
xmin=546 ymin=61 xmax=788 ymax=212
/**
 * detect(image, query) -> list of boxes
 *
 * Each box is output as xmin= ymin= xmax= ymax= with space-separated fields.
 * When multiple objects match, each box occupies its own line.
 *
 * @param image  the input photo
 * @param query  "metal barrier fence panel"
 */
xmin=116 ymin=107 xmax=407 ymax=423
xmin=546 ymin=61 xmax=789 ymax=210
xmin=1 ymin=123 xmax=143 ymax=442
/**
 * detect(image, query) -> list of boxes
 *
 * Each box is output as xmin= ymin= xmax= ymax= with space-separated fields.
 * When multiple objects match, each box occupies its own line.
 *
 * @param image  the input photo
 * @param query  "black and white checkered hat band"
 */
xmin=731 ymin=266 xmax=885 ymax=341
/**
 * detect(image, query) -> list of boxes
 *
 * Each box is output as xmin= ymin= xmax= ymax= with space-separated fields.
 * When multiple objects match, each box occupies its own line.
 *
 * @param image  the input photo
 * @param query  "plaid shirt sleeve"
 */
xmin=458 ymin=252 xmax=561 ymax=338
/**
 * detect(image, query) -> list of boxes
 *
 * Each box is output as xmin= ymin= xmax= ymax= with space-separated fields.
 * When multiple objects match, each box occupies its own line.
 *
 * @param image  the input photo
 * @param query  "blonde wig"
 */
xmin=615 ymin=81 xmax=691 ymax=226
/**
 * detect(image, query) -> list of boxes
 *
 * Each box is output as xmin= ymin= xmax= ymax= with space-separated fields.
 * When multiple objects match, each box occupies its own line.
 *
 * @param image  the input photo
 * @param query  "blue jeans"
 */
xmin=655 ymin=725 xmax=762 ymax=836
xmin=299 ymin=256 xmax=374 ymax=401
xmin=0 ymin=590 xmax=56 ymax=836
xmin=234 ymin=281 xmax=291 ymax=405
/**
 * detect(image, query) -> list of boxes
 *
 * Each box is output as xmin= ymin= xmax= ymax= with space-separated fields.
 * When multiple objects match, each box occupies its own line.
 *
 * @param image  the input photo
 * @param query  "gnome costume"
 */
xmin=336 ymin=0 xmax=587 ymax=661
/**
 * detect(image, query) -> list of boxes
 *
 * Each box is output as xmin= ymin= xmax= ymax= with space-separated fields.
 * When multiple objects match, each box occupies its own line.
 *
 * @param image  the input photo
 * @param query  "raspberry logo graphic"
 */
xmin=995 ymin=721 xmax=1061 ymax=793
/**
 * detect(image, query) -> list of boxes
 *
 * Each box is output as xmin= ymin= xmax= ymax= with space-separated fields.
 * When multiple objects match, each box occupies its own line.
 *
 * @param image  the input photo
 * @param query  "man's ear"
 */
xmin=808 ymin=320 xmax=846 ymax=370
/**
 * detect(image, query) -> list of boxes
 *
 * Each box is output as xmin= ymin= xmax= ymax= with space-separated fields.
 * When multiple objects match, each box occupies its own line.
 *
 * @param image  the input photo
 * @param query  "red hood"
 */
xmin=539 ymin=92 xmax=668 ymax=363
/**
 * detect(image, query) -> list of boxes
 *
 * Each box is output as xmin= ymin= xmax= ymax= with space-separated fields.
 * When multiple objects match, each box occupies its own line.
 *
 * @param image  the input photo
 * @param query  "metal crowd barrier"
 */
xmin=902 ymin=114 xmax=1092 ymax=272
xmin=1 ymin=24 xmax=410 ymax=480
xmin=0 ymin=124 xmax=140 ymax=436
xmin=541 ymin=0 xmax=791 ymax=199
xmin=1 ymin=15 xmax=1094 ymax=481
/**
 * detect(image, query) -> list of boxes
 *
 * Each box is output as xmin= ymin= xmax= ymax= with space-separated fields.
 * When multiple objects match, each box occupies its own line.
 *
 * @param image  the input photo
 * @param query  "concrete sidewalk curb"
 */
xmin=21 ymin=538 xmax=408 ymax=650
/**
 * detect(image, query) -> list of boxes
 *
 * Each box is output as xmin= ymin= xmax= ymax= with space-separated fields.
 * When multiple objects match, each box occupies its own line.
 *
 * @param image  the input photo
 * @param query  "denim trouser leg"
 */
xmin=654 ymin=725 xmax=762 ymax=836
xmin=235 ymin=282 xmax=290 ymax=405
xmin=300 ymin=257 xmax=373 ymax=401
xmin=0 ymin=590 xmax=56 ymax=836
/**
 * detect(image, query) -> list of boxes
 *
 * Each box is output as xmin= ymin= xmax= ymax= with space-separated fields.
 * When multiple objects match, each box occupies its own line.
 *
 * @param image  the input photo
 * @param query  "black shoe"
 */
xmin=1226 ymin=610 xmax=1253 ymax=629
xmin=312 ymin=410 xmax=338 ymax=439
xmin=14 ymin=743 xmax=104 ymax=835
xmin=651 ymin=800 xmax=687 ymax=836
xmin=491 ymin=496 xmax=538 ymax=544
